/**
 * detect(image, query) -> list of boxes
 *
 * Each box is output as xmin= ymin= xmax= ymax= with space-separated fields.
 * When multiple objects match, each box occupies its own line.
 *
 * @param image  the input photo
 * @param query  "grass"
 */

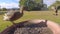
xmin=0 ymin=10 xmax=60 ymax=32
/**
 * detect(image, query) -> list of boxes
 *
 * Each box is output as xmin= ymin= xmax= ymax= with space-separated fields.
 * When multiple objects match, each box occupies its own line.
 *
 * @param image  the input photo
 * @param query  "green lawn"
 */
xmin=0 ymin=10 xmax=60 ymax=32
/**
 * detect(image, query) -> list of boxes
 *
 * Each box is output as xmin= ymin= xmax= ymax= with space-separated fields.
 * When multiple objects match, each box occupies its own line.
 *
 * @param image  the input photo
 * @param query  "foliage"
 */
xmin=2 ymin=8 xmax=7 ymax=11
xmin=19 ymin=0 xmax=44 ymax=10
xmin=0 ymin=7 xmax=1 ymax=11
xmin=19 ymin=0 xmax=28 ymax=6
xmin=48 ymin=1 xmax=60 ymax=9
xmin=24 ymin=0 xmax=36 ymax=10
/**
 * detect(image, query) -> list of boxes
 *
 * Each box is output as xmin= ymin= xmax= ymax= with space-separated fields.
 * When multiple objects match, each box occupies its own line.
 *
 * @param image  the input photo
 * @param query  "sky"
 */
xmin=0 ymin=0 xmax=56 ymax=9
xmin=0 ymin=0 xmax=19 ymax=9
xmin=44 ymin=0 xmax=56 ymax=7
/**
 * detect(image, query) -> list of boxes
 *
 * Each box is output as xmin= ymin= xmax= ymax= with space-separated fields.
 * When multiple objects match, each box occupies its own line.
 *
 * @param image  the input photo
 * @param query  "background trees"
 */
xmin=48 ymin=0 xmax=60 ymax=10
xmin=2 ymin=8 xmax=7 ymax=11
xmin=0 ymin=6 xmax=7 ymax=11
xmin=19 ymin=0 xmax=47 ymax=11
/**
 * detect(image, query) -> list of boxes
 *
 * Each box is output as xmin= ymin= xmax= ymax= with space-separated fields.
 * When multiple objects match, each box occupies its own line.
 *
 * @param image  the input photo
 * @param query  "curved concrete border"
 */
xmin=47 ymin=20 xmax=60 ymax=34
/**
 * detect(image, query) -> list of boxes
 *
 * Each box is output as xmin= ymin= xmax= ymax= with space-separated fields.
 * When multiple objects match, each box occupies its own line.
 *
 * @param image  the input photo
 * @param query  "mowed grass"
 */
xmin=0 ymin=10 xmax=60 ymax=32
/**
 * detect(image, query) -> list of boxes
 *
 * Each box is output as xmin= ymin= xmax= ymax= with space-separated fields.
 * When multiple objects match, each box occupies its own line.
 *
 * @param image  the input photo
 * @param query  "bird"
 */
xmin=3 ymin=7 xmax=24 ymax=24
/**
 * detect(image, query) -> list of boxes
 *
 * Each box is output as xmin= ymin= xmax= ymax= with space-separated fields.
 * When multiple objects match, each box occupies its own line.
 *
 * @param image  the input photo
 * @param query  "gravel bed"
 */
xmin=14 ymin=27 xmax=53 ymax=34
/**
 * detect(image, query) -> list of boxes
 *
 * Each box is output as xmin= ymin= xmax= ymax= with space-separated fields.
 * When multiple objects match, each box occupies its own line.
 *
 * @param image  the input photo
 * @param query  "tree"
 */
xmin=19 ymin=0 xmax=44 ymax=11
xmin=0 ymin=6 xmax=1 ymax=11
xmin=19 ymin=0 xmax=28 ymax=12
xmin=25 ymin=0 xmax=36 ymax=10
xmin=48 ymin=1 xmax=60 ymax=10
xmin=2 ymin=8 xmax=7 ymax=11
